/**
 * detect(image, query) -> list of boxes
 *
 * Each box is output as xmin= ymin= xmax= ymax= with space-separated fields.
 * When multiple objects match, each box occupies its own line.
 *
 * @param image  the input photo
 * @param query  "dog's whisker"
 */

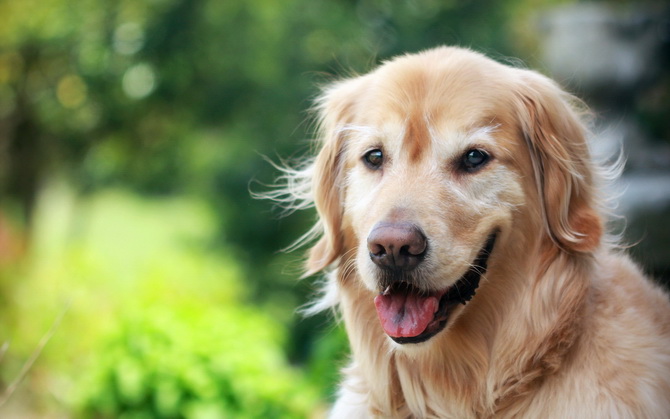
xmin=339 ymin=248 xmax=359 ymax=280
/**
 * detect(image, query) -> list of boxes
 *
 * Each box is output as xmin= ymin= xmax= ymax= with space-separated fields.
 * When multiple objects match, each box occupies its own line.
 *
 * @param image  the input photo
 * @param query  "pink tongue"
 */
xmin=374 ymin=291 xmax=439 ymax=338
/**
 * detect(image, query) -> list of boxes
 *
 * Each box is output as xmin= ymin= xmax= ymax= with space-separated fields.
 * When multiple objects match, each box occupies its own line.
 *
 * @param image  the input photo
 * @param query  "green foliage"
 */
xmin=74 ymin=294 xmax=317 ymax=418
xmin=1 ymin=187 xmax=319 ymax=416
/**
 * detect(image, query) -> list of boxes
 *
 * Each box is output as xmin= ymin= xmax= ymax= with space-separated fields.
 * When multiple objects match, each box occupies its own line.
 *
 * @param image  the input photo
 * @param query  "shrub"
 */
xmin=73 ymin=300 xmax=318 ymax=418
xmin=1 ymin=189 xmax=319 ymax=417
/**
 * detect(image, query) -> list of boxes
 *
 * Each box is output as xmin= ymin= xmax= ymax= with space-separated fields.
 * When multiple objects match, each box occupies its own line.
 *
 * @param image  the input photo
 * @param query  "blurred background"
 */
xmin=0 ymin=0 xmax=668 ymax=417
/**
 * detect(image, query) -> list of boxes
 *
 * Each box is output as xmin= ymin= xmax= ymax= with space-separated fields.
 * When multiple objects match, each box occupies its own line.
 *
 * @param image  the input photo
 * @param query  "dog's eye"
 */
xmin=363 ymin=149 xmax=384 ymax=169
xmin=461 ymin=149 xmax=490 ymax=172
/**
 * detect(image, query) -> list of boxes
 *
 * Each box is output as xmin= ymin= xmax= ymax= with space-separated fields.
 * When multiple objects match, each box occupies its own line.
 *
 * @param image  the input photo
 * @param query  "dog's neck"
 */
xmin=336 ymin=244 xmax=593 ymax=418
xmin=486 ymin=249 xmax=592 ymax=416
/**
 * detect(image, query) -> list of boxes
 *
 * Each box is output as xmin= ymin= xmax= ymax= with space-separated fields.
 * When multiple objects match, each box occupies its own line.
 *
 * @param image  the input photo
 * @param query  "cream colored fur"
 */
xmin=277 ymin=47 xmax=670 ymax=418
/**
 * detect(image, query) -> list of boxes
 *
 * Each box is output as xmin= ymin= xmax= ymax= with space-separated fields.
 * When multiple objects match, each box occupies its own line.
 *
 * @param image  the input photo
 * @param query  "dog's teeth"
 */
xmin=382 ymin=286 xmax=391 ymax=296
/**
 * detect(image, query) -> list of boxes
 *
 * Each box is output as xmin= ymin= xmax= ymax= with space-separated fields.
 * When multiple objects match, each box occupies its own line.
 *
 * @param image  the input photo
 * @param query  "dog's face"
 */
xmin=306 ymin=47 xmax=602 ymax=346
xmin=340 ymin=81 xmax=526 ymax=344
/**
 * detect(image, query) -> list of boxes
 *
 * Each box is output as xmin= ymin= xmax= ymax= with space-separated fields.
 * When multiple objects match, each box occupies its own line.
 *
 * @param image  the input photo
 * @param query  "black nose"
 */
xmin=367 ymin=222 xmax=427 ymax=270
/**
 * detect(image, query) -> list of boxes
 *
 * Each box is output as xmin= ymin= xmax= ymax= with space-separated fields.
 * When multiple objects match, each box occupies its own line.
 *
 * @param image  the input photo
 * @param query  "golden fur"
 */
xmin=274 ymin=47 xmax=670 ymax=418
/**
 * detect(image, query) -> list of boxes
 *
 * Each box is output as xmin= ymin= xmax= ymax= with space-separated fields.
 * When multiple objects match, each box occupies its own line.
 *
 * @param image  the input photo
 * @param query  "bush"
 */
xmin=74 ymin=299 xmax=318 ymax=418
xmin=1 ymin=188 xmax=319 ymax=417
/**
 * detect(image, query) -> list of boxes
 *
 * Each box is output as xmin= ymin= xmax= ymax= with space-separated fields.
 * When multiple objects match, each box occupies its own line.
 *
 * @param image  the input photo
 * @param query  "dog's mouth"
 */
xmin=374 ymin=232 xmax=497 ymax=344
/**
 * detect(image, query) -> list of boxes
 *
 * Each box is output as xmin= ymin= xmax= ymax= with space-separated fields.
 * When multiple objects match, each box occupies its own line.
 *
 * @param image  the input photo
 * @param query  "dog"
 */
xmin=271 ymin=46 xmax=670 ymax=418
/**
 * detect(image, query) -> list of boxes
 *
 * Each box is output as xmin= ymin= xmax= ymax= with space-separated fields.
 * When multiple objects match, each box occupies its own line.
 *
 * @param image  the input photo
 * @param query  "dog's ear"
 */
xmin=515 ymin=72 xmax=602 ymax=254
xmin=305 ymin=78 xmax=362 ymax=275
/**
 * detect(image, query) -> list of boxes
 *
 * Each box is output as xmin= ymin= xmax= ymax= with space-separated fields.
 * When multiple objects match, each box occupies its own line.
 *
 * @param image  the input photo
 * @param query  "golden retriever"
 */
xmin=272 ymin=46 xmax=670 ymax=418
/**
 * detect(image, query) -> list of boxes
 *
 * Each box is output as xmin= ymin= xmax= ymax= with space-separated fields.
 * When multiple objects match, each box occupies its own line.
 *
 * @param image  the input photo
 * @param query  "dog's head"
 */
xmin=304 ymin=47 xmax=603 ymax=345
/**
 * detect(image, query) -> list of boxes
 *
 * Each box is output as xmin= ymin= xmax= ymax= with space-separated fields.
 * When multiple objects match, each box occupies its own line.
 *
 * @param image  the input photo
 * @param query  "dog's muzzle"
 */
xmin=371 ymin=230 xmax=498 ymax=344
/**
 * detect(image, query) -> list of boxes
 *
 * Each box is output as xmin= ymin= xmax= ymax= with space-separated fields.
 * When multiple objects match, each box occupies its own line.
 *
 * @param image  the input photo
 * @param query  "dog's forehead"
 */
xmin=349 ymin=68 xmax=513 ymax=158
xmin=351 ymin=109 xmax=502 ymax=163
